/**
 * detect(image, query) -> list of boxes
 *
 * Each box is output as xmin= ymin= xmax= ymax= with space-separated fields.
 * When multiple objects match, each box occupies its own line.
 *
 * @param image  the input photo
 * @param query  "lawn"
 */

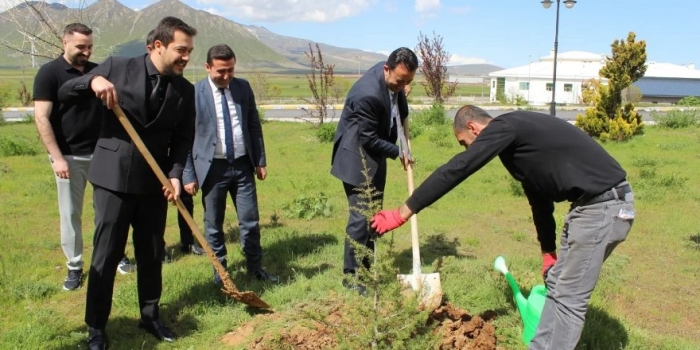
xmin=0 ymin=68 xmax=486 ymax=106
xmin=0 ymin=120 xmax=699 ymax=349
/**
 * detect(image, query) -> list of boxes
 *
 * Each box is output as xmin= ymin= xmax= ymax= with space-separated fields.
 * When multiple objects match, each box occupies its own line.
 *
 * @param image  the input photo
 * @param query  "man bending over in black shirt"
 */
xmin=371 ymin=105 xmax=635 ymax=350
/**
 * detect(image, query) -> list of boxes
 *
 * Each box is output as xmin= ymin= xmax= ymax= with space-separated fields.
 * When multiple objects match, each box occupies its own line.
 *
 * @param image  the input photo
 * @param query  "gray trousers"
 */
xmin=529 ymin=186 xmax=634 ymax=350
xmin=201 ymin=158 xmax=263 ymax=270
xmin=51 ymin=154 xmax=92 ymax=271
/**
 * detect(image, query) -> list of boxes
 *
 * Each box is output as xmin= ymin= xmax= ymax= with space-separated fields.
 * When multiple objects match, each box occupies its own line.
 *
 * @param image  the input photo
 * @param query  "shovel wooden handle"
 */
xmin=110 ymin=106 xmax=232 ymax=287
xmin=402 ymin=116 xmax=422 ymax=277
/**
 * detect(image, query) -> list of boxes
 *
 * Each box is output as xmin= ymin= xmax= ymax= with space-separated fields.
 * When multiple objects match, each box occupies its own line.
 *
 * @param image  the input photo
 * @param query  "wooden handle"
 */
xmin=111 ymin=105 xmax=231 ymax=287
xmin=404 ymin=132 xmax=422 ymax=276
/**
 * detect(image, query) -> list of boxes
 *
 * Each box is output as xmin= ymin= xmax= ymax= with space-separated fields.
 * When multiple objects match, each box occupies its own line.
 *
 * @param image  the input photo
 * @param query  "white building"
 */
xmin=488 ymin=51 xmax=700 ymax=105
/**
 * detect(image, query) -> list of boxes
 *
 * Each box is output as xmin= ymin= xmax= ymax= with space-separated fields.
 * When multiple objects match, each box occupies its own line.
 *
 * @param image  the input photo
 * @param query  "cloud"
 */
xmin=192 ymin=0 xmax=376 ymax=22
xmin=414 ymin=0 xmax=440 ymax=13
xmin=448 ymin=54 xmax=490 ymax=65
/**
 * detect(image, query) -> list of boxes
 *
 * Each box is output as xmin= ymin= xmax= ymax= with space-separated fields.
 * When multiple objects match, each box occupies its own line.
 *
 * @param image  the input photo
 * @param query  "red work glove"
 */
xmin=371 ymin=209 xmax=407 ymax=235
xmin=542 ymin=252 xmax=557 ymax=279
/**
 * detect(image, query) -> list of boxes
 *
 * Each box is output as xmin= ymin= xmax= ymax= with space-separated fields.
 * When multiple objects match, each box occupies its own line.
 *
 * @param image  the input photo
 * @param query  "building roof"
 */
xmin=634 ymin=78 xmax=700 ymax=98
xmin=489 ymin=51 xmax=700 ymax=81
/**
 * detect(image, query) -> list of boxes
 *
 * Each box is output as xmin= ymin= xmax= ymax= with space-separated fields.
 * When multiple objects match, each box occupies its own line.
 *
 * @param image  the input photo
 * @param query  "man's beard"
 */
xmin=72 ymin=54 xmax=88 ymax=66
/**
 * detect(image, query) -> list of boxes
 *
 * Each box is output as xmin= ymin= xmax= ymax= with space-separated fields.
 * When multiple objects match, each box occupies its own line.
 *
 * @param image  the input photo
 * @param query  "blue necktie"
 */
xmin=219 ymin=88 xmax=235 ymax=163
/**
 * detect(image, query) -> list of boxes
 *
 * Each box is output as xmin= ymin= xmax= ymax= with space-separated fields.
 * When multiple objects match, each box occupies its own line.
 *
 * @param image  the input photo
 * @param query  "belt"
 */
xmin=575 ymin=183 xmax=631 ymax=207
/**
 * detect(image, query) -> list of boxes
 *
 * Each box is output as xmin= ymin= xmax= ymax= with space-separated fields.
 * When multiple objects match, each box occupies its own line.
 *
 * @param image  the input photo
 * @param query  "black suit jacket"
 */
xmin=330 ymin=61 xmax=409 ymax=187
xmin=59 ymin=55 xmax=195 ymax=194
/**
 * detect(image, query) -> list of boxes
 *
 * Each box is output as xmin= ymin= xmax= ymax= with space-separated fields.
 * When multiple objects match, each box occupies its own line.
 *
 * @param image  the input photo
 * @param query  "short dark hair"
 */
xmin=152 ymin=16 xmax=197 ymax=48
xmin=206 ymin=44 xmax=236 ymax=65
xmin=63 ymin=23 xmax=92 ymax=37
xmin=453 ymin=105 xmax=493 ymax=132
xmin=386 ymin=47 xmax=418 ymax=72
xmin=146 ymin=29 xmax=155 ymax=47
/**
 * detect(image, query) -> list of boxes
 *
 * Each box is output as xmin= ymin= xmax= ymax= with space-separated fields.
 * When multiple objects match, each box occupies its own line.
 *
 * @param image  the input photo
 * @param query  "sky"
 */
xmin=6 ymin=0 xmax=699 ymax=68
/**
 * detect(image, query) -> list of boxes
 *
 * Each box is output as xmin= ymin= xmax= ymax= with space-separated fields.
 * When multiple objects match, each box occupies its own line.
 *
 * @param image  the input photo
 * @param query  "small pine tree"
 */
xmin=576 ymin=32 xmax=647 ymax=141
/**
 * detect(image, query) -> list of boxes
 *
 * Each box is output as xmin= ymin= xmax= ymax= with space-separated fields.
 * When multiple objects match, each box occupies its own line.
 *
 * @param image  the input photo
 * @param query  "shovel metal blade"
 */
xmin=397 ymin=272 xmax=443 ymax=311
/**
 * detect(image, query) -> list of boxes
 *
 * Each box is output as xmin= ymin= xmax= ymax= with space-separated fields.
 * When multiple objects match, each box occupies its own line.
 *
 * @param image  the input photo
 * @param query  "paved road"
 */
xmin=2 ymin=107 xmax=658 ymax=123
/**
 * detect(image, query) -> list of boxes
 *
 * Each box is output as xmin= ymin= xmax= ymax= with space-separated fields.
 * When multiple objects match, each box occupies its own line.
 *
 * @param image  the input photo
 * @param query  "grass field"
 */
xmin=0 ymin=68 xmax=487 ymax=106
xmin=1 ymin=120 xmax=700 ymax=349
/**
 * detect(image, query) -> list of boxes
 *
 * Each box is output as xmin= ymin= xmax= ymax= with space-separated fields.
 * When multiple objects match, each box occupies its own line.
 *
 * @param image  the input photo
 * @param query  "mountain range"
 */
xmin=0 ymin=0 xmax=502 ymax=75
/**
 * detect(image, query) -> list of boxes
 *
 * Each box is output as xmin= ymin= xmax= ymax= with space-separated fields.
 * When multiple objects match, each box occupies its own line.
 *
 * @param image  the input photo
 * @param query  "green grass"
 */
xmin=0 ymin=68 xmax=486 ymax=106
xmin=1 ymin=122 xmax=700 ymax=349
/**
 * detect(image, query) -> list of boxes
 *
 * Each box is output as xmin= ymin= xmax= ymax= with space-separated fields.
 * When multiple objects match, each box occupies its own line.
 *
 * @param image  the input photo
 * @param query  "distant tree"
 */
xmin=576 ymin=32 xmax=647 ymax=141
xmin=599 ymin=32 xmax=647 ymax=117
xmin=415 ymin=31 xmax=457 ymax=104
xmin=248 ymin=70 xmax=270 ymax=102
xmin=268 ymin=85 xmax=282 ymax=100
xmin=303 ymin=43 xmax=335 ymax=125
xmin=622 ymin=85 xmax=642 ymax=104
xmin=0 ymin=0 xmax=97 ymax=62
xmin=331 ymin=77 xmax=351 ymax=104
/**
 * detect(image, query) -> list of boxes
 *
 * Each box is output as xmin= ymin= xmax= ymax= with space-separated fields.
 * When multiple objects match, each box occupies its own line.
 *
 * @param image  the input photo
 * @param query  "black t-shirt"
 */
xmin=33 ymin=56 xmax=102 ymax=155
xmin=405 ymin=110 xmax=627 ymax=251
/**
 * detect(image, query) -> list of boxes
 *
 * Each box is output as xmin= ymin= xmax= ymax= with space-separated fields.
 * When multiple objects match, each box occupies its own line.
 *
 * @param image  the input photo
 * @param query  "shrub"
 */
xmin=412 ymin=103 xmax=447 ymax=126
xmin=677 ymin=96 xmax=700 ymax=106
xmin=283 ymin=193 xmax=332 ymax=220
xmin=257 ymin=107 xmax=267 ymax=124
xmin=576 ymin=101 xmax=642 ymax=142
xmin=0 ymin=134 xmax=40 ymax=157
xmin=652 ymin=109 xmax=699 ymax=129
xmin=316 ymin=122 xmax=336 ymax=143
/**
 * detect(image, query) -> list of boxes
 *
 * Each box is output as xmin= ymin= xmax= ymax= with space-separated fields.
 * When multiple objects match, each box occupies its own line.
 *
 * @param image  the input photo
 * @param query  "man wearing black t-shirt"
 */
xmin=33 ymin=23 xmax=103 ymax=291
xmin=372 ymin=105 xmax=635 ymax=350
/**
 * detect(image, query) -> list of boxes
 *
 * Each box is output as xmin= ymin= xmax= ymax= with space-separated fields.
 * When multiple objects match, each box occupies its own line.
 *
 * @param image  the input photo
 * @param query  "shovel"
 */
xmin=112 ymin=104 xmax=270 ymax=309
xmin=395 ymin=117 xmax=443 ymax=311
xmin=494 ymin=256 xmax=546 ymax=345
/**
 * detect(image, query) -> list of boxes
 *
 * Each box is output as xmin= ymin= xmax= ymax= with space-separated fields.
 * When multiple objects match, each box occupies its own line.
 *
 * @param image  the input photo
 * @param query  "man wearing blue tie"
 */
xmin=182 ymin=44 xmax=277 ymax=284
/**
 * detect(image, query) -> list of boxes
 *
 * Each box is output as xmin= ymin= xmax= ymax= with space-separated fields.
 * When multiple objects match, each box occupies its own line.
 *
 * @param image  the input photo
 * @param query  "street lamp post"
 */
xmin=541 ymin=0 xmax=576 ymax=117
xmin=355 ymin=55 xmax=361 ymax=77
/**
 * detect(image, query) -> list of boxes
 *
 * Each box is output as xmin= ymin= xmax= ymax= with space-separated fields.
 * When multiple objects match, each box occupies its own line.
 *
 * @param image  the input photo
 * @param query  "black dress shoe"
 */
xmin=250 ymin=268 xmax=279 ymax=283
xmin=342 ymin=278 xmax=368 ymax=297
xmin=180 ymin=244 xmax=205 ymax=255
xmin=87 ymin=327 xmax=108 ymax=350
xmin=138 ymin=319 xmax=176 ymax=342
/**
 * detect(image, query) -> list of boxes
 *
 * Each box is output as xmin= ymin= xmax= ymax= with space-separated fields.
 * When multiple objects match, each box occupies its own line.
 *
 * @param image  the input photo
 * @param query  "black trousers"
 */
xmin=177 ymin=187 xmax=195 ymax=246
xmin=85 ymin=185 xmax=167 ymax=329
xmin=342 ymin=181 xmax=384 ymax=274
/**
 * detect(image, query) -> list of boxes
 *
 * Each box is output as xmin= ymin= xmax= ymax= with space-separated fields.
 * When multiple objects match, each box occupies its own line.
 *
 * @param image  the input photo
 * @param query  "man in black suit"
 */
xmin=147 ymin=27 xmax=204 ymax=257
xmin=330 ymin=47 xmax=418 ymax=294
xmin=59 ymin=17 xmax=197 ymax=349
xmin=182 ymin=44 xmax=276 ymax=284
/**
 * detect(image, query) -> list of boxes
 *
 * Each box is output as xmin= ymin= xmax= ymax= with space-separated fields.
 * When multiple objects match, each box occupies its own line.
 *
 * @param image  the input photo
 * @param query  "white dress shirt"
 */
xmin=209 ymin=77 xmax=247 ymax=160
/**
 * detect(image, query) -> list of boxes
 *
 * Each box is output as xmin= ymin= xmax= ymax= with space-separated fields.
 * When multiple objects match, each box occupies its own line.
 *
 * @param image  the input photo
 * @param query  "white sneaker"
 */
xmin=118 ymin=256 xmax=133 ymax=274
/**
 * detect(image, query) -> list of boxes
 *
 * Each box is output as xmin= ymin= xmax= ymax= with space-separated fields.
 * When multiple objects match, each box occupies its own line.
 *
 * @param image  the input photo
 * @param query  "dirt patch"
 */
xmin=222 ymin=302 xmax=497 ymax=349
xmin=430 ymin=303 xmax=497 ymax=350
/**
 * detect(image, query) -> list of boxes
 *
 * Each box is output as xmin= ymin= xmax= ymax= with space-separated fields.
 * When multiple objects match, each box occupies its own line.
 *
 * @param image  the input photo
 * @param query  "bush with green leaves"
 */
xmin=257 ymin=107 xmax=267 ymax=124
xmin=283 ymin=192 xmax=332 ymax=220
xmin=652 ymin=109 xmax=699 ymax=129
xmin=412 ymin=103 xmax=447 ymax=127
xmin=316 ymin=122 xmax=336 ymax=143
xmin=0 ymin=134 xmax=40 ymax=157
xmin=677 ymin=96 xmax=700 ymax=106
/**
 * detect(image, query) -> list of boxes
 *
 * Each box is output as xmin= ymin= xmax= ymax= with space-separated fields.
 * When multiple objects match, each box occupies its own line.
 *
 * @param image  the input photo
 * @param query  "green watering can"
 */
xmin=494 ymin=256 xmax=548 ymax=346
